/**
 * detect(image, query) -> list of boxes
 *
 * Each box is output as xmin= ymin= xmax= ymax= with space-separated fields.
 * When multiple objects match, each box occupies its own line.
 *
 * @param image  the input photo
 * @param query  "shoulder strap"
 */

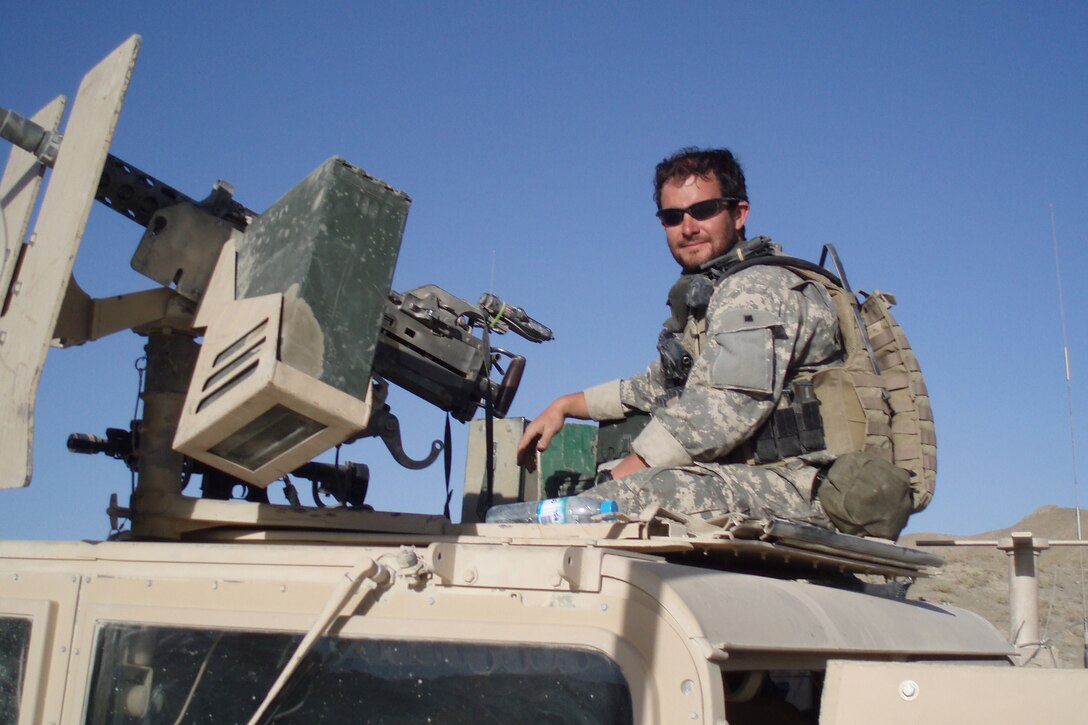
xmin=708 ymin=251 xmax=843 ymax=290
xmin=713 ymin=246 xmax=885 ymax=379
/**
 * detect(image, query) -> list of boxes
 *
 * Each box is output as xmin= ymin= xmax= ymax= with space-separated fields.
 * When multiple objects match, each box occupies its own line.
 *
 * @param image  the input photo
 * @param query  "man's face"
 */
xmin=659 ymin=174 xmax=749 ymax=272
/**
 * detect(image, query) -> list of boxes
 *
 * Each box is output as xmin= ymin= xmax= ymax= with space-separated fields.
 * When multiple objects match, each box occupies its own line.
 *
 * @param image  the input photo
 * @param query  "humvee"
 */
xmin=1 ymin=36 xmax=1086 ymax=724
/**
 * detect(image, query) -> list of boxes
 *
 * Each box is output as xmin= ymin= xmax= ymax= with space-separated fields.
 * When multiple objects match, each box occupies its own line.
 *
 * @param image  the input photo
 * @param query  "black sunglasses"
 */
xmin=656 ymin=197 xmax=743 ymax=227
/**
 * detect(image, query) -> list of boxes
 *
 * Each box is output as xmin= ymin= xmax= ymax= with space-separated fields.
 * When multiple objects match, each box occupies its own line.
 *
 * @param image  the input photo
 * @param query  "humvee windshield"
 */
xmin=86 ymin=623 xmax=633 ymax=723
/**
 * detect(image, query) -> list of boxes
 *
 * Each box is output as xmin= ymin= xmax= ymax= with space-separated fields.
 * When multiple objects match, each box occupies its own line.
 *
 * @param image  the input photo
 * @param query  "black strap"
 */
xmin=708 ymin=254 xmax=844 ymax=290
xmin=443 ymin=413 xmax=453 ymax=520
xmin=475 ymin=324 xmax=496 ymax=521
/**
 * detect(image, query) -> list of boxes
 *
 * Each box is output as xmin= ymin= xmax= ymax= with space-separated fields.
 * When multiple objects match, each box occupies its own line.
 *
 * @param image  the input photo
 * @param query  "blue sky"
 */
xmin=2 ymin=2 xmax=1086 ymax=540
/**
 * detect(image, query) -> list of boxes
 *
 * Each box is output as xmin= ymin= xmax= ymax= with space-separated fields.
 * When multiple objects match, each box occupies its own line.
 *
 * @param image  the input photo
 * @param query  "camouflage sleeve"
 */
xmin=581 ymin=362 xmax=665 ymax=421
xmin=619 ymin=360 xmax=666 ymax=412
xmin=631 ymin=265 xmax=840 ymax=467
xmin=582 ymin=379 xmax=625 ymax=420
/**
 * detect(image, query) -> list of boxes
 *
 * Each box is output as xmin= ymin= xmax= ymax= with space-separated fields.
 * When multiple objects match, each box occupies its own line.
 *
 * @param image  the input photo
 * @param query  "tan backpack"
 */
xmin=789 ymin=247 xmax=937 ymax=512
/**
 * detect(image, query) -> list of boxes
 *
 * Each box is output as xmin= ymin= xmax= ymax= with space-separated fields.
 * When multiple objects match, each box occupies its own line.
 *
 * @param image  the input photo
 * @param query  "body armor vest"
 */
xmin=655 ymin=237 xmax=778 ymax=407
xmin=656 ymin=241 xmax=936 ymax=513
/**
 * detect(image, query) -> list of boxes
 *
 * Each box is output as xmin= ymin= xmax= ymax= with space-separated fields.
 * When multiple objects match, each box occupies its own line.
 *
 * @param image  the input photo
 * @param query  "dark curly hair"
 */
xmin=653 ymin=147 xmax=748 ymax=208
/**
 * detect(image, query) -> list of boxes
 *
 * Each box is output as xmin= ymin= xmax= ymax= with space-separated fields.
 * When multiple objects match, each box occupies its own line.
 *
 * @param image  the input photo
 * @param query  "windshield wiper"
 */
xmin=248 ymin=556 xmax=392 ymax=724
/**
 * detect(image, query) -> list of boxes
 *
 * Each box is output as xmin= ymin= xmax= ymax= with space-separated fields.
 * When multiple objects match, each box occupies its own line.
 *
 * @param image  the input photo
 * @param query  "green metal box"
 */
xmin=235 ymin=157 xmax=409 ymax=400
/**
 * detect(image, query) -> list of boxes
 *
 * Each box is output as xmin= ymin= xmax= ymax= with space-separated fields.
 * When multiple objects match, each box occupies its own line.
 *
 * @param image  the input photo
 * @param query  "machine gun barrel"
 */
xmin=1 ymin=104 xmax=251 ymax=229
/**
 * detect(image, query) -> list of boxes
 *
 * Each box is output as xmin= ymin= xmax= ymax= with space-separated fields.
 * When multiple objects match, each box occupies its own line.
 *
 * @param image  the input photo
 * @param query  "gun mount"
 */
xmin=0 ymin=37 xmax=549 ymax=534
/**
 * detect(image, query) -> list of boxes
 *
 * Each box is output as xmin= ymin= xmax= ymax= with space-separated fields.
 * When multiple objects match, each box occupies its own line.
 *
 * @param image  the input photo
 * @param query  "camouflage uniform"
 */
xmin=582 ymin=256 xmax=843 ymax=526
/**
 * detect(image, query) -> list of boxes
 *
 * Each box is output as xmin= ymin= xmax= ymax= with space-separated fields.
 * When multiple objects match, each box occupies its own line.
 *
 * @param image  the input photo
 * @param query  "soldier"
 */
xmin=516 ymin=147 xmax=844 ymax=526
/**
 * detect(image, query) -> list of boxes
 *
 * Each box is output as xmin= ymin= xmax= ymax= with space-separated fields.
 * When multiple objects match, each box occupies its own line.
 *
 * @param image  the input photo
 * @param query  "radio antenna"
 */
xmin=1049 ymin=204 xmax=1088 ymax=666
xmin=490 ymin=249 xmax=497 ymax=293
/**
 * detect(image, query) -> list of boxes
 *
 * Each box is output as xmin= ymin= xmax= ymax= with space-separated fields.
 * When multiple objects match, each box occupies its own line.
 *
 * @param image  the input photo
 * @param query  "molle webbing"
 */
xmin=753 ymin=380 xmax=825 ymax=463
xmin=857 ymin=290 xmax=937 ymax=511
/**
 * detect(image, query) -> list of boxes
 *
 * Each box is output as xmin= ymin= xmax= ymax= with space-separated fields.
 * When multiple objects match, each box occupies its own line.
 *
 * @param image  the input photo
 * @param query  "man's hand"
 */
xmin=516 ymin=392 xmax=589 ymax=471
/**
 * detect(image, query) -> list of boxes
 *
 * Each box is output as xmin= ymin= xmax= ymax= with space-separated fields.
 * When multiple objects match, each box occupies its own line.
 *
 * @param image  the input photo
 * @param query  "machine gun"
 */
xmin=0 ymin=107 xmax=550 ymax=426
xmin=376 ymin=285 xmax=553 ymax=422
xmin=1 ymin=46 xmax=550 ymax=524
xmin=1 ymin=105 xmax=550 ymax=424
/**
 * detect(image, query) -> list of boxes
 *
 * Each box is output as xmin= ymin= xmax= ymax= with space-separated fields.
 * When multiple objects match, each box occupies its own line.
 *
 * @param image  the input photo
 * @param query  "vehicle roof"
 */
xmin=0 ymin=531 xmax=1011 ymax=672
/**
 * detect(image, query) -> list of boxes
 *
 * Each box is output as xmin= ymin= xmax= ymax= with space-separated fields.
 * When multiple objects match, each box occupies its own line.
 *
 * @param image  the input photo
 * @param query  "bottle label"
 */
xmin=536 ymin=498 xmax=567 ymax=524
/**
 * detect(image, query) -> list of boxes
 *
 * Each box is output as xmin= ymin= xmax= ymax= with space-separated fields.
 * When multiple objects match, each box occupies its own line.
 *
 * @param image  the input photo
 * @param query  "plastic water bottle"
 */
xmin=485 ymin=496 xmax=620 ymax=524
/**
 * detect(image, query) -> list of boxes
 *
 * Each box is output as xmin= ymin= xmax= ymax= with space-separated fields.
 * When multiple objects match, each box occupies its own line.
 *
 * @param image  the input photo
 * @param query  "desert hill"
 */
xmin=901 ymin=505 xmax=1087 ymax=668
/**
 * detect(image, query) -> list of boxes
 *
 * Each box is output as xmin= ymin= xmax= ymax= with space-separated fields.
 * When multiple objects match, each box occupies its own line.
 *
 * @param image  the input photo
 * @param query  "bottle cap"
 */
xmin=600 ymin=499 xmax=619 ymax=514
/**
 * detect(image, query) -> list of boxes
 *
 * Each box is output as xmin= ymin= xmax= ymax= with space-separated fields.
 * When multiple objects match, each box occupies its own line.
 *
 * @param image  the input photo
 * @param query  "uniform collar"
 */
xmin=664 ymin=236 xmax=780 ymax=332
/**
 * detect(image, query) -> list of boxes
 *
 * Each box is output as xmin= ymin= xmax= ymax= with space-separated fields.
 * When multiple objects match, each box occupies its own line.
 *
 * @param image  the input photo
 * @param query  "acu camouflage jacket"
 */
xmin=583 ymin=249 xmax=843 ymax=469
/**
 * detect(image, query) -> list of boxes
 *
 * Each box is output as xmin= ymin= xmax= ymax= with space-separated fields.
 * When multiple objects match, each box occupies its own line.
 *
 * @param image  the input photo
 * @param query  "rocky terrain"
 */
xmin=901 ymin=505 xmax=1087 ymax=668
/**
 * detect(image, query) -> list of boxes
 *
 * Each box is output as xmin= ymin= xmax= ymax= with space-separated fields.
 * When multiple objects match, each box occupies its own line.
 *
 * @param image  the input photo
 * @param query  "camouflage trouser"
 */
xmin=586 ymin=462 xmax=833 ymax=528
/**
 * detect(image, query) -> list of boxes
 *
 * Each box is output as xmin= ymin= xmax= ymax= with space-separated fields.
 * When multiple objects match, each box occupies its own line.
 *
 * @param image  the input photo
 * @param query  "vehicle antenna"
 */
xmin=490 ymin=249 xmax=497 ymax=293
xmin=1049 ymin=204 xmax=1088 ymax=667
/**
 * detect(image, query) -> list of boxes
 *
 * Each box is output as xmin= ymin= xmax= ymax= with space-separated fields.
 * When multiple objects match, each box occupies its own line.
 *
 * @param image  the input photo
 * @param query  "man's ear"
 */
xmin=732 ymin=201 xmax=750 ymax=231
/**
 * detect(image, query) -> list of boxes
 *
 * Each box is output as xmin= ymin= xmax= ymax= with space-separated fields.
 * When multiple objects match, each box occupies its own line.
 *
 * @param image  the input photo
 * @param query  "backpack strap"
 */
xmin=710 ymin=245 xmax=883 ymax=379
